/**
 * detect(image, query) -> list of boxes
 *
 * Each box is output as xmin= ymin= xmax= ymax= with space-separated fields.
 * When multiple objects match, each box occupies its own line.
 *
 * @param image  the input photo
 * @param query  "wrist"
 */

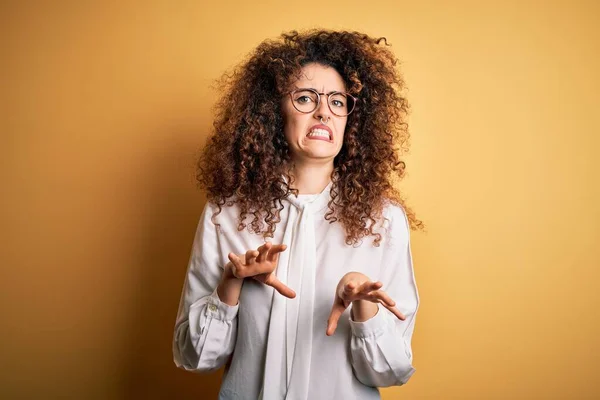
xmin=351 ymin=300 xmax=379 ymax=322
xmin=217 ymin=263 xmax=244 ymax=306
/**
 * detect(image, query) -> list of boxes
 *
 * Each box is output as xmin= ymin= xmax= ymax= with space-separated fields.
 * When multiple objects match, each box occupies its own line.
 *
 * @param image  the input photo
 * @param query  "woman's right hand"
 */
xmin=227 ymin=242 xmax=296 ymax=299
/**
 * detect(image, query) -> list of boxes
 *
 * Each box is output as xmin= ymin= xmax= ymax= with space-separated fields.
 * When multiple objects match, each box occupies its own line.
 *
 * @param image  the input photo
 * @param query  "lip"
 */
xmin=307 ymin=124 xmax=333 ymax=142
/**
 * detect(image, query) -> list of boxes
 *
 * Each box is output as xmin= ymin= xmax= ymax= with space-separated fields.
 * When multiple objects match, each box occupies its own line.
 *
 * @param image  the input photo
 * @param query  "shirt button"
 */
xmin=208 ymin=304 xmax=217 ymax=312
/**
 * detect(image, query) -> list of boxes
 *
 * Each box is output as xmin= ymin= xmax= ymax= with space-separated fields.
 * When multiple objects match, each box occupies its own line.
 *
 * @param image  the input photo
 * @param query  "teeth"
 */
xmin=307 ymin=129 xmax=331 ymax=139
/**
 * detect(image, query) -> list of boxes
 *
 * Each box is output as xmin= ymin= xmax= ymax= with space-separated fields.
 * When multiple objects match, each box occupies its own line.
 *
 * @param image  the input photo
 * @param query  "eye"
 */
xmin=329 ymin=93 xmax=347 ymax=108
xmin=296 ymin=95 xmax=314 ymax=104
xmin=293 ymin=89 xmax=318 ymax=107
xmin=331 ymin=99 xmax=345 ymax=108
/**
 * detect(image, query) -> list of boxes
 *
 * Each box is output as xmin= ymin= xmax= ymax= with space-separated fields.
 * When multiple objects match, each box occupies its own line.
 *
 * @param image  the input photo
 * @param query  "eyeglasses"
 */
xmin=288 ymin=88 xmax=358 ymax=117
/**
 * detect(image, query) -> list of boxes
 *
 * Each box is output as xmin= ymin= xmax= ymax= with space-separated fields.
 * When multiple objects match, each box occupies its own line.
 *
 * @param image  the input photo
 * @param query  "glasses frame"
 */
xmin=288 ymin=88 xmax=358 ymax=117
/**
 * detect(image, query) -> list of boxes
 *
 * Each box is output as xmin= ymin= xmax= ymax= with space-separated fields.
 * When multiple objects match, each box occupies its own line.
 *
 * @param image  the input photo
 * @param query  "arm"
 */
xmin=172 ymin=203 xmax=241 ymax=372
xmin=349 ymin=207 xmax=420 ymax=387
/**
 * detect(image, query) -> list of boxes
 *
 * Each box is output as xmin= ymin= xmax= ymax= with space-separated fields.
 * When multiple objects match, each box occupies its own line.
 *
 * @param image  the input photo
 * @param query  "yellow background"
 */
xmin=2 ymin=1 xmax=599 ymax=399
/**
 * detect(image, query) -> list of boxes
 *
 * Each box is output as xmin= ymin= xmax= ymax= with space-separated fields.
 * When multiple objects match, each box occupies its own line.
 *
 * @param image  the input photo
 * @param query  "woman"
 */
xmin=173 ymin=30 xmax=422 ymax=400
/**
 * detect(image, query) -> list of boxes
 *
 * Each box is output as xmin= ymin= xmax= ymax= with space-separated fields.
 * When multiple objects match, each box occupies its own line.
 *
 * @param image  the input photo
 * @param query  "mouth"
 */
xmin=306 ymin=124 xmax=333 ymax=142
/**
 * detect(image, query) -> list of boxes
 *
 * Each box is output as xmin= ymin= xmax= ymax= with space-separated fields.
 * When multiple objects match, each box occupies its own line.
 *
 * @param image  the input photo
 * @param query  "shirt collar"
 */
xmin=284 ymin=180 xmax=333 ymax=214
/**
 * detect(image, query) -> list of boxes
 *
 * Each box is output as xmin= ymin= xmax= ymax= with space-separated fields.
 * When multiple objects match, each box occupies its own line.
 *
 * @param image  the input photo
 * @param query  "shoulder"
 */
xmin=202 ymin=199 xmax=266 ymax=236
xmin=381 ymin=198 xmax=409 ymax=226
xmin=380 ymin=199 xmax=411 ymax=246
xmin=200 ymin=200 xmax=244 ymax=228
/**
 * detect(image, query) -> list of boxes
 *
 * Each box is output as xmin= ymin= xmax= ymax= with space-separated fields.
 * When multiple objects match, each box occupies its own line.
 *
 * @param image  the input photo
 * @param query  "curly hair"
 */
xmin=197 ymin=29 xmax=423 ymax=246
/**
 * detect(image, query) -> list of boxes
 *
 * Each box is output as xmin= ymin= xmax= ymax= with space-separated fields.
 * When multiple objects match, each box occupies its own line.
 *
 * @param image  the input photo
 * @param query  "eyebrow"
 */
xmin=294 ymin=87 xmax=345 ymax=94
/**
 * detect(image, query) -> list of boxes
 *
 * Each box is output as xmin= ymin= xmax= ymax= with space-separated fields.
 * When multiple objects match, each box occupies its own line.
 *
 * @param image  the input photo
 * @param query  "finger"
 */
xmin=265 ymin=275 xmax=296 ymax=299
xmin=357 ymin=280 xmax=382 ymax=295
xmin=369 ymin=290 xmax=396 ymax=308
xmin=228 ymin=253 xmax=245 ymax=277
xmin=343 ymin=281 xmax=357 ymax=294
xmin=256 ymin=242 xmax=272 ymax=263
xmin=266 ymin=244 xmax=287 ymax=262
xmin=326 ymin=301 xmax=347 ymax=336
xmin=382 ymin=304 xmax=406 ymax=321
xmin=228 ymin=252 xmax=243 ymax=266
xmin=339 ymin=281 xmax=360 ymax=302
xmin=369 ymin=281 xmax=384 ymax=293
xmin=245 ymin=249 xmax=259 ymax=265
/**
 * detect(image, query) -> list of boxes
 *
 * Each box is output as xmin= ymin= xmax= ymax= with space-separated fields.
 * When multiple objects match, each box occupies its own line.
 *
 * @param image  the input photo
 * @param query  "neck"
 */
xmin=289 ymin=160 xmax=334 ymax=194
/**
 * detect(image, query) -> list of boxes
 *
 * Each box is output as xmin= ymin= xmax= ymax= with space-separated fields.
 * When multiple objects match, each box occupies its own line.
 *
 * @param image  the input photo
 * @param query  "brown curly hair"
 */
xmin=197 ymin=29 xmax=422 ymax=246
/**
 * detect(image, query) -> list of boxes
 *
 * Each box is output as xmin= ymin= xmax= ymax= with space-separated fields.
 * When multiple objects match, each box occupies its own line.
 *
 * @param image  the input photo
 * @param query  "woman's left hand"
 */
xmin=326 ymin=272 xmax=406 ymax=336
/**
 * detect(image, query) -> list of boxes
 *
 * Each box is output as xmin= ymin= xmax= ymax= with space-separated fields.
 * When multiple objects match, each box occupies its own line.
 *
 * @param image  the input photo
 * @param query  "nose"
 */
xmin=314 ymin=95 xmax=332 ymax=122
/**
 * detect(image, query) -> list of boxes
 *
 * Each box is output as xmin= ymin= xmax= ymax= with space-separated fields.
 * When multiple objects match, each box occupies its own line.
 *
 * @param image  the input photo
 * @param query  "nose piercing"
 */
xmin=320 ymin=116 xmax=329 ymax=124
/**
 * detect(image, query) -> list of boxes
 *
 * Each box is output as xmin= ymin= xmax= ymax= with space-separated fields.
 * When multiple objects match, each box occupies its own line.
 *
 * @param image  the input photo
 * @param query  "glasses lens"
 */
xmin=329 ymin=92 xmax=355 ymax=116
xmin=291 ymin=90 xmax=319 ymax=113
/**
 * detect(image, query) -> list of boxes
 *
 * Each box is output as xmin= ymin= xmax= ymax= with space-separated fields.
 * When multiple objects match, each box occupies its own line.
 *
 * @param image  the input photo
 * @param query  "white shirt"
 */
xmin=172 ymin=182 xmax=419 ymax=400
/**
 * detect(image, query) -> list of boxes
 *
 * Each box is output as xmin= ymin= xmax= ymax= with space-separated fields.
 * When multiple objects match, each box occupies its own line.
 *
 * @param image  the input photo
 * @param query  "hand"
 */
xmin=227 ymin=242 xmax=296 ymax=299
xmin=326 ymin=272 xmax=405 ymax=336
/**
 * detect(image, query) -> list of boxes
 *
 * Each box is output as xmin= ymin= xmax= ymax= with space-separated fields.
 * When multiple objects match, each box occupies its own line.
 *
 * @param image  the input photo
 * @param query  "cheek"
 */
xmin=337 ymin=120 xmax=347 ymax=141
xmin=283 ymin=117 xmax=298 ymax=141
xmin=281 ymin=107 xmax=295 ymax=140
xmin=285 ymin=115 xmax=309 ymax=137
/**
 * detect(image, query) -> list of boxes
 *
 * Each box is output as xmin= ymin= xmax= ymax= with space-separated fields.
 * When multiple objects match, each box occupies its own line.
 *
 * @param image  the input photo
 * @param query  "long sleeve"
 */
xmin=349 ymin=206 xmax=419 ymax=387
xmin=172 ymin=203 xmax=239 ymax=372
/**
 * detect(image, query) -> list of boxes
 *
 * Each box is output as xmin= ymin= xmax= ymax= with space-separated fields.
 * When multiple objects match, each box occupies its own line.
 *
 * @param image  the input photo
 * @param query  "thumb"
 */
xmin=264 ymin=275 xmax=296 ymax=299
xmin=326 ymin=299 xmax=347 ymax=336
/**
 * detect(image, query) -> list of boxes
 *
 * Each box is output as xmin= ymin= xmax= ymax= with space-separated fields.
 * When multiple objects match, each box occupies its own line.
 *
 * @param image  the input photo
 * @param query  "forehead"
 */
xmin=293 ymin=63 xmax=346 ymax=91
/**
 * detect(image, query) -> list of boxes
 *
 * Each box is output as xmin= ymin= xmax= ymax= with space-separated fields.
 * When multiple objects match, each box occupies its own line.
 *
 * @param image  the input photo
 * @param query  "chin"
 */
xmin=298 ymin=152 xmax=339 ymax=161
